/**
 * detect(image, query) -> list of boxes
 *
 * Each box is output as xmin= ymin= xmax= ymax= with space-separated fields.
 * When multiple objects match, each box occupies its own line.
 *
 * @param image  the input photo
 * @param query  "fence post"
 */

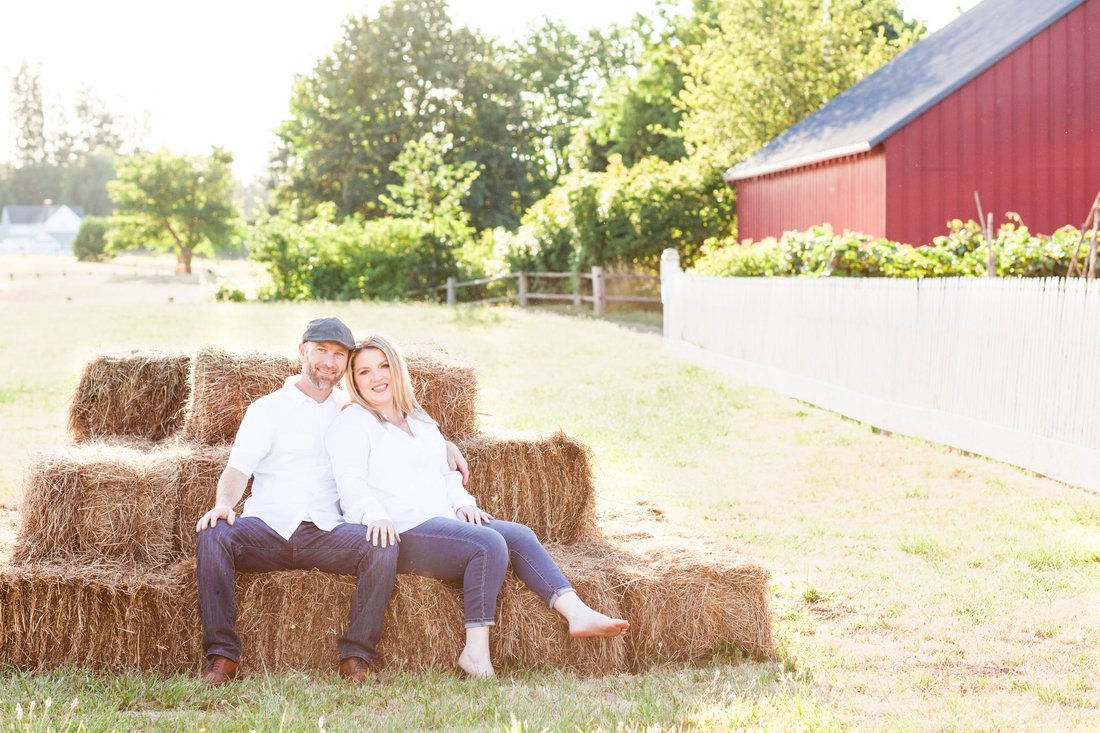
xmin=518 ymin=272 xmax=528 ymax=307
xmin=572 ymin=274 xmax=581 ymax=307
xmin=446 ymin=277 xmax=456 ymax=306
xmin=591 ymin=266 xmax=605 ymax=316
xmin=661 ymin=248 xmax=680 ymax=341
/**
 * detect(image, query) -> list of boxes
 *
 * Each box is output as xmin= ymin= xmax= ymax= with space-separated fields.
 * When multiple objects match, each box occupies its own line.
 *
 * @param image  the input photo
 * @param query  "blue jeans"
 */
xmin=397 ymin=517 xmax=573 ymax=628
xmin=196 ymin=517 xmax=398 ymax=665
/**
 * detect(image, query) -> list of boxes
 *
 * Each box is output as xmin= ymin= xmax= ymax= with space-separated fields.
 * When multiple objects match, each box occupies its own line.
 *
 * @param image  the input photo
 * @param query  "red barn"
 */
xmin=724 ymin=0 xmax=1100 ymax=245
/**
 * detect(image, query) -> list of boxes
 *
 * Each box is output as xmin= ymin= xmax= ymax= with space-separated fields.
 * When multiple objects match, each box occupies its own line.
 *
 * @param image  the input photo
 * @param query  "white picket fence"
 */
xmin=660 ymin=249 xmax=1100 ymax=491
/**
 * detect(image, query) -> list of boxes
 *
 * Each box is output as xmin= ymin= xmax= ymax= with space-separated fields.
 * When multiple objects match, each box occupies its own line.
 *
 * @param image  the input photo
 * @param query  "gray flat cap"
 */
xmin=301 ymin=316 xmax=355 ymax=350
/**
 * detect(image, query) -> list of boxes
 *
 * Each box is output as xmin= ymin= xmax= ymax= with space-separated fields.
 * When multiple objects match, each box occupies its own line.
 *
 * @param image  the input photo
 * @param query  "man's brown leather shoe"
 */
xmin=200 ymin=655 xmax=240 ymax=687
xmin=338 ymin=657 xmax=379 ymax=685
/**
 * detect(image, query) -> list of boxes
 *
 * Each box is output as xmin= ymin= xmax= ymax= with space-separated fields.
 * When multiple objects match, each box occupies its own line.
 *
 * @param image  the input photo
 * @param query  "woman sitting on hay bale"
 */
xmin=326 ymin=334 xmax=629 ymax=677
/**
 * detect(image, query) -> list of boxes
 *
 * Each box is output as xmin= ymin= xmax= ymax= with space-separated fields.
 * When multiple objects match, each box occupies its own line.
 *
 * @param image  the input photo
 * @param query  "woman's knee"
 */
xmin=471 ymin=525 xmax=509 ymax=570
xmin=493 ymin=520 xmax=540 ymax=551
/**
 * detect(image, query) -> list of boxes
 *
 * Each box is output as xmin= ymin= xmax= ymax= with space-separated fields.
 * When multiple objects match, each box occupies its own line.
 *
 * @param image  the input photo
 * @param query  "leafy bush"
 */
xmin=71 ymin=216 xmax=112 ymax=262
xmin=248 ymin=205 xmax=458 ymax=301
xmin=692 ymin=220 xmax=1091 ymax=279
xmin=496 ymin=155 xmax=735 ymax=276
xmin=214 ymin=286 xmax=247 ymax=302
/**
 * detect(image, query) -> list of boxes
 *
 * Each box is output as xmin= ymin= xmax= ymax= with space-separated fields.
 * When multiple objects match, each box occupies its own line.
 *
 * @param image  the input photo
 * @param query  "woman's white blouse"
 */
xmin=325 ymin=403 xmax=477 ymax=532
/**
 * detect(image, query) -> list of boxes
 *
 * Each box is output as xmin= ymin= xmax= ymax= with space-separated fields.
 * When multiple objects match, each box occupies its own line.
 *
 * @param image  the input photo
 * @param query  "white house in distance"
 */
xmin=0 ymin=204 xmax=85 ymax=254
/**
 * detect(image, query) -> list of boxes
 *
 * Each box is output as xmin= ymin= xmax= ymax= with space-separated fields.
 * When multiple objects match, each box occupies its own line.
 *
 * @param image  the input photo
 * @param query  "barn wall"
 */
xmin=885 ymin=0 xmax=1100 ymax=244
xmin=736 ymin=150 xmax=886 ymax=243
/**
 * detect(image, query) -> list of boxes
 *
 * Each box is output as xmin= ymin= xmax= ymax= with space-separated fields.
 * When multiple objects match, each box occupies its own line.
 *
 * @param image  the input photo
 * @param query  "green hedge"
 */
xmin=248 ymin=206 xmax=458 ymax=301
xmin=691 ymin=220 xmax=1087 ymax=278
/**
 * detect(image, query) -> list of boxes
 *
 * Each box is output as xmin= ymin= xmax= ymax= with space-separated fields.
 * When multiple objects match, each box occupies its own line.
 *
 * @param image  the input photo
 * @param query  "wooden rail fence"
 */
xmin=408 ymin=266 xmax=661 ymax=315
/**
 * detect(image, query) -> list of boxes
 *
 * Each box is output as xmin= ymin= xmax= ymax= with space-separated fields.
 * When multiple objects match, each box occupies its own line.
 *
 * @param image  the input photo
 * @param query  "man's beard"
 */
xmin=304 ymin=362 xmax=338 ymax=390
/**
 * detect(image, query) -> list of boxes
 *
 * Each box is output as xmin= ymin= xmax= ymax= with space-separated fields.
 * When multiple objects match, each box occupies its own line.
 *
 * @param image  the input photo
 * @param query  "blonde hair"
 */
xmin=344 ymin=334 xmax=433 ymax=425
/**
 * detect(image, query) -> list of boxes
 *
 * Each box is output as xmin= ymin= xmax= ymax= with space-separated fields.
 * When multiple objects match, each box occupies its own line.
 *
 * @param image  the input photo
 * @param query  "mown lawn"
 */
xmin=0 ymin=256 xmax=1097 ymax=730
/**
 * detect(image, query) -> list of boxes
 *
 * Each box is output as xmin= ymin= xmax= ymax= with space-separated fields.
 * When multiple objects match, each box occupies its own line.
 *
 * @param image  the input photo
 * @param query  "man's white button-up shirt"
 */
xmin=226 ymin=376 xmax=346 ymax=540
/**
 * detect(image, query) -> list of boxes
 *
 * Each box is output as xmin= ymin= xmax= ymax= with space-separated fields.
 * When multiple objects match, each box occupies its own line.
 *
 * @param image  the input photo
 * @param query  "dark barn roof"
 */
xmin=725 ymin=0 xmax=1086 ymax=182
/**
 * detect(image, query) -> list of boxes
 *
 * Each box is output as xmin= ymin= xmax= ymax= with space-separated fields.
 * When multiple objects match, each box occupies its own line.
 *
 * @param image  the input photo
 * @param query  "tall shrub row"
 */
xmin=247 ymin=205 xmax=458 ymax=301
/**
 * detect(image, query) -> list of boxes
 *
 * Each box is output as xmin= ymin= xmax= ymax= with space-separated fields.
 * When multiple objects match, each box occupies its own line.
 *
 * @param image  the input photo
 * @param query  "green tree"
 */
xmin=679 ymin=0 xmax=922 ymax=167
xmin=8 ymin=163 xmax=62 ymax=206
xmin=60 ymin=151 xmax=117 ymax=215
xmin=107 ymin=148 xmax=238 ymax=274
xmin=272 ymin=0 xmax=540 ymax=230
xmin=380 ymin=132 xmax=480 ymax=237
xmin=3 ymin=70 xmax=125 ymax=209
xmin=10 ymin=61 xmax=46 ymax=166
xmin=511 ymin=20 xmax=636 ymax=185
xmin=71 ymin=85 xmax=124 ymax=157
xmin=585 ymin=7 xmax=697 ymax=169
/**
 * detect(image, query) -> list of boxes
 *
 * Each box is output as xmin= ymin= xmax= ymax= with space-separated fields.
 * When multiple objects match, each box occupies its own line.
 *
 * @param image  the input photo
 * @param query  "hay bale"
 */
xmin=12 ymin=442 xmax=180 ymax=567
xmin=0 ymin=559 xmax=199 ymax=674
xmin=182 ymin=349 xmax=299 ymax=444
xmin=406 ymin=351 xmax=479 ymax=439
xmin=182 ymin=348 xmax=478 ymax=445
xmin=492 ymin=542 xmax=627 ymax=676
xmin=211 ymin=542 xmax=625 ymax=675
xmin=68 ymin=353 xmax=192 ymax=442
xmin=173 ymin=442 xmax=244 ymax=557
xmin=378 ymin=575 xmax=466 ymax=672
xmin=457 ymin=432 xmax=598 ymax=544
xmin=234 ymin=571 xmax=464 ymax=674
xmin=598 ymin=511 xmax=774 ymax=668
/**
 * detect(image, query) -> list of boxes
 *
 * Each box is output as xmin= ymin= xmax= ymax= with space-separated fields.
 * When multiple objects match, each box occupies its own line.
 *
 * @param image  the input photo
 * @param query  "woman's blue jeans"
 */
xmin=397 ymin=518 xmax=573 ymax=628
xmin=196 ymin=517 xmax=399 ymax=665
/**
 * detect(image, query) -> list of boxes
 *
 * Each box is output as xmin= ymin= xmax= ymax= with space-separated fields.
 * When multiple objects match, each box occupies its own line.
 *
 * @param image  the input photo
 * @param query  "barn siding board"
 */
xmin=1032 ymin=25 xmax=1052 ymax=226
xmin=737 ymin=151 xmax=885 ymax=243
xmin=740 ymin=0 xmax=1100 ymax=245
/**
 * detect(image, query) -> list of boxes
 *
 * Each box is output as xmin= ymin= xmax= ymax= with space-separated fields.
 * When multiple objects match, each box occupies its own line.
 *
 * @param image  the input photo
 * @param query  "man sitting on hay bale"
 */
xmin=194 ymin=317 xmax=470 ymax=686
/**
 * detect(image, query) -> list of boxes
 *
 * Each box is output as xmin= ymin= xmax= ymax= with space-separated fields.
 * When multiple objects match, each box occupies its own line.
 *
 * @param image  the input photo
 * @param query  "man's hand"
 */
xmin=198 ymin=467 xmax=249 ymax=532
xmin=196 ymin=505 xmax=236 ymax=532
xmin=367 ymin=519 xmax=400 ymax=548
xmin=446 ymin=441 xmax=470 ymax=486
xmin=456 ymin=505 xmax=493 ymax=525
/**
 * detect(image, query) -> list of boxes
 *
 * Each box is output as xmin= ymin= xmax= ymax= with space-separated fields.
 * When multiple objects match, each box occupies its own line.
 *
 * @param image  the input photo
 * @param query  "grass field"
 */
xmin=1 ymin=254 xmax=1098 ymax=730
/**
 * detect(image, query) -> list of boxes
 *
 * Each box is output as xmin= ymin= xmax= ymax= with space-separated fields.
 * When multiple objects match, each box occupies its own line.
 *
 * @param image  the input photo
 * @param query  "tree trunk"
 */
xmin=177 ymin=247 xmax=192 ymax=275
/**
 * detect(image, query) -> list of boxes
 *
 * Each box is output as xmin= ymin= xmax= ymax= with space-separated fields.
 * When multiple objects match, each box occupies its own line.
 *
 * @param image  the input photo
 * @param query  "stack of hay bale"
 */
xmin=0 ymin=348 xmax=772 ymax=676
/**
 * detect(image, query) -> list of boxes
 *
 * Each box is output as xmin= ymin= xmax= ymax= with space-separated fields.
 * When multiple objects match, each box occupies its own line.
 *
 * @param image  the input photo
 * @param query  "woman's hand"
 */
xmin=446 ymin=441 xmax=470 ymax=485
xmin=456 ymin=505 xmax=493 ymax=525
xmin=367 ymin=520 xmax=400 ymax=547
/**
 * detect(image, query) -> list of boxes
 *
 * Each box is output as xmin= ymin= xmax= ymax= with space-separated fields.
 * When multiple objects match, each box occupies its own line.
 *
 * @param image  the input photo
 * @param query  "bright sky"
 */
xmin=0 ymin=0 xmax=981 ymax=181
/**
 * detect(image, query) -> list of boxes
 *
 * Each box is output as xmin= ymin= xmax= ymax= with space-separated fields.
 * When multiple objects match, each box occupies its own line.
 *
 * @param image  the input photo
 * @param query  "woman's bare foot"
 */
xmin=553 ymin=592 xmax=630 ymax=637
xmin=457 ymin=648 xmax=495 ymax=678
xmin=567 ymin=608 xmax=630 ymax=638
